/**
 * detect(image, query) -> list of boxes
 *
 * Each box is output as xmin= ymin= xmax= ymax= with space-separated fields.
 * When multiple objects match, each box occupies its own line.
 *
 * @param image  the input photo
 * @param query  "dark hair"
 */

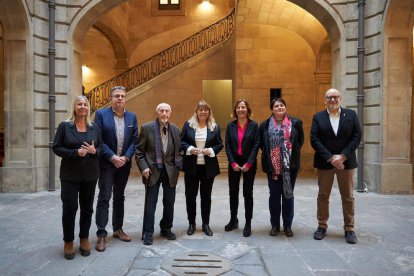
xmin=270 ymin=97 xmax=286 ymax=110
xmin=232 ymin=99 xmax=252 ymax=119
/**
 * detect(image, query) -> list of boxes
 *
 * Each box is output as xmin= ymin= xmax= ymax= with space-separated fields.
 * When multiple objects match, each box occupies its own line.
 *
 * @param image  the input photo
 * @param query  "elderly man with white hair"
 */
xmin=135 ymin=103 xmax=182 ymax=245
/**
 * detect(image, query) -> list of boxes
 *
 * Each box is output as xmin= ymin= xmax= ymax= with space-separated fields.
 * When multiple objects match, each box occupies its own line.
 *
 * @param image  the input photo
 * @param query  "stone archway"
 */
xmin=0 ymin=0 xmax=34 ymax=192
xmin=287 ymin=0 xmax=344 ymax=90
xmin=67 ymin=0 xmax=128 ymax=99
xmin=93 ymin=22 xmax=129 ymax=74
xmin=382 ymin=0 xmax=414 ymax=194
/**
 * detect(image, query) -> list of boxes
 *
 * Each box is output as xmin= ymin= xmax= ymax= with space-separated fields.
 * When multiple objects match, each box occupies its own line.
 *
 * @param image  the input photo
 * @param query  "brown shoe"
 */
xmin=95 ymin=236 xmax=106 ymax=252
xmin=79 ymin=238 xmax=91 ymax=256
xmin=64 ymin=242 xmax=75 ymax=260
xmin=113 ymin=229 xmax=131 ymax=242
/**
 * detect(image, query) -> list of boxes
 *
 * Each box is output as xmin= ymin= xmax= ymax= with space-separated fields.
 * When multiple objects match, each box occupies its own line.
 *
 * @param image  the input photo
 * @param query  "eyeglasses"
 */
xmin=325 ymin=95 xmax=340 ymax=101
xmin=112 ymin=94 xmax=126 ymax=99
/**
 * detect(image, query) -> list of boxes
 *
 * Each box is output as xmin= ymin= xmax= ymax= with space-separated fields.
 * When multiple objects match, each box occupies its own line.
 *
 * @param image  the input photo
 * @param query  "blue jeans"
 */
xmin=267 ymin=170 xmax=297 ymax=229
xmin=95 ymin=164 xmax=130 ymax=237
xmin=143 ymin=168 xmax=176 ymax=236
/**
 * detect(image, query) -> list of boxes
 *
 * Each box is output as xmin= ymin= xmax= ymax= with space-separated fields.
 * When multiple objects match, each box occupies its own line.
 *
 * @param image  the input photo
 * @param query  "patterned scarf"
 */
xmin=151 ymin=120 xmax=182 ymax=170
xmin=268 ymin=115 xmax=293 ymax=199
xmin=152 ymin=120 xmax=164 ymax=169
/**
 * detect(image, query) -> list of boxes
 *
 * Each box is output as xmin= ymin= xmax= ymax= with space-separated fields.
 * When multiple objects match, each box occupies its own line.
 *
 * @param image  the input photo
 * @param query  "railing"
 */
xmin=86 ymin=9 xmax=235 ymax=113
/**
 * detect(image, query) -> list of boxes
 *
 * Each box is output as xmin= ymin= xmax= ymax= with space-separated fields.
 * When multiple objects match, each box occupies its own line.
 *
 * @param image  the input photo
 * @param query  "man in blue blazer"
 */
xmin=94 ymin=86 xmax=138 ymax=252
xmin=310 ymin=88 xmax=361 ymax=244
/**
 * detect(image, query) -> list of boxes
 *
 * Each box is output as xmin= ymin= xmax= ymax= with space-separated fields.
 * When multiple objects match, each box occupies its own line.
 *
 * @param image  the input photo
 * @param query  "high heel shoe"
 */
xmin=202 ymin=224 xmax=213 ymax=236
xmin=224 ymin=218 xmax=238 ymax=231
xmin=243 ymin=221 xmax=251 ymax=237
xmin=187 ymin=224 xmax=196 ymax=235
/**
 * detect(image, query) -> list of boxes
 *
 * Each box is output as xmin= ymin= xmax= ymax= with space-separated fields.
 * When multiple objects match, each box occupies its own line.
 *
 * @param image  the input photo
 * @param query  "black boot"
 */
xmin=243 ymin=220 xmax=251 ymax=237
xmin=224 ymin=217 xmax=239 ymax=231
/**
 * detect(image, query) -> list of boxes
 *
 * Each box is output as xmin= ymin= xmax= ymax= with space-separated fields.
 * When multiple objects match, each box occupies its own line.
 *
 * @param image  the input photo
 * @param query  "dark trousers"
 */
xmin=96 ymin=164 xmax=130 ymax=237
xmin=184 ymin=165 xmax=214 ymax=225
xmin=61 ymin=179 xmax=97 ymax=242
xmin=143 ymin=168 xmax=176 ymax=236
xmin=267 ymin=170 xmax=297 ymax=229
xmin=228 ymin=155 xmax=256 ymax=221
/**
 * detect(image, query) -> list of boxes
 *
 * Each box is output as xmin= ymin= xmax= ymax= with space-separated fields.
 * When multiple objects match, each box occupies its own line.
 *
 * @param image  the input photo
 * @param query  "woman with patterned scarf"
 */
xmin=259 ymin=98 xmax=304 ymax=237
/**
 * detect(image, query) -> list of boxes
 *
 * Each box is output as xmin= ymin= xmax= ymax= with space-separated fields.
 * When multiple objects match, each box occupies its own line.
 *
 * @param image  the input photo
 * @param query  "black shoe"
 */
xmin=269 ymin=226 xmax=280 ymax=236
xmin=187 ymin=224 xmax=196 ymax=236
xmin=284 ymin=228 xmax=294 ymax=237
xmin=345 ymin=231 xmax=357 ymax=244
xmin=202 ymin=224 xmax=213 ymax=236
xmin=224 ymin=218 xmax=238 ymax=231
xmin=243 ymin=222 xmax=251 ymax=237
xmin=160 ymin=229 xmax=176 ymax=240
xmin=313 ymin=227 xmax=327 ymax=240
xmin=143 ymin=234 xmax=153 ymax=245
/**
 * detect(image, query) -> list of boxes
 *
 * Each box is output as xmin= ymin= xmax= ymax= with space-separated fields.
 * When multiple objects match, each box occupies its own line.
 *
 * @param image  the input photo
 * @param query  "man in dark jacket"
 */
xmin=310 ymin=88 xmax=362 ymax=244
xmin=135 ymin=103 xmax=182 ymax=246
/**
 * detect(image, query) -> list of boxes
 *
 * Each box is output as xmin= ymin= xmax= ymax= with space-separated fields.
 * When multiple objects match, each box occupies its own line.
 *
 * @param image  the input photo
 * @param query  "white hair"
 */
xmin=155 ymin=103 xmax=171 ymax=112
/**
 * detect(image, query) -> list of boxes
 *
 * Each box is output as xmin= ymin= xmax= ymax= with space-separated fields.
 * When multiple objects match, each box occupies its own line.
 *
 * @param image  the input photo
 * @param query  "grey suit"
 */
xmin=135 ymin=120 xmax=182 ymax=236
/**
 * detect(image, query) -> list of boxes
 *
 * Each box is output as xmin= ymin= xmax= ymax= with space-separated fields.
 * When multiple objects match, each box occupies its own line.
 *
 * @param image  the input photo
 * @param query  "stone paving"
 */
xmin=0 ymin=175 xmax=413 ymax=275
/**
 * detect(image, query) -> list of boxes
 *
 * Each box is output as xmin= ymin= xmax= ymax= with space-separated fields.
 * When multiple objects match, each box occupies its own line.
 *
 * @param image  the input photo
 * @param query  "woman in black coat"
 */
xmin=53 ymin=95 xmax=102 ymax=260
xmin=259 ymin=98 xmax=304 ymax=238
xmin=181 ymin=100 xmax=223 ymax=236
xmin=224 ymin=99 xmax=259 ymax=237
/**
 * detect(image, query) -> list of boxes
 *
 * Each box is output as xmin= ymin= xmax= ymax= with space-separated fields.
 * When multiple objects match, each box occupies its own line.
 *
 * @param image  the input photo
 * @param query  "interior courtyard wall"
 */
xmin=0 ymin=25 xmax=4 ymax=133
xmin=380 ymin=0 xmax=414 ymax=194
xmin=126 ymin=0 xmax=233 ymax=64
xmin=235 ymin=24 xmax=318 ymax=176
xmin=81 ymin=27 xmax=117 ymax=92
xmin=125 ymin=41 xmax=234 ymax=129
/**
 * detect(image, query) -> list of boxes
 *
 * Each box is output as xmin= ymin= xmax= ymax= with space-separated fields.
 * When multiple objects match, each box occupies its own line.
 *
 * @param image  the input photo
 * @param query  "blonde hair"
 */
xmin=66 ymin=95 xmax=92 ymax=126
xmin=188 ymin=100 xmax=217 ymax=131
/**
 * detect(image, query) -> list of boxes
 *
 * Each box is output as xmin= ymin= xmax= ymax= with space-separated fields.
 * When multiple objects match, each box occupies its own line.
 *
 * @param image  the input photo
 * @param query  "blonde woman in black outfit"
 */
xmin=181 ymin=100 xmax=224 ymax=236
xmin=53 ymin=96 xmax=102 ymax=259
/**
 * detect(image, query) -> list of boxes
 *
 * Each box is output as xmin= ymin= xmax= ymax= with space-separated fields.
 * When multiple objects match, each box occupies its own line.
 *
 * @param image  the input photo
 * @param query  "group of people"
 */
xmin=53 ymin=86 xmax=361 ymax=260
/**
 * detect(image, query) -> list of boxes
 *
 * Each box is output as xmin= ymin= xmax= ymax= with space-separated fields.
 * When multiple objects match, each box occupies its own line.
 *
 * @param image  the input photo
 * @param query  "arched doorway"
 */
xmin=383 ymin=0 xmax=414 ymax=194
xmin=234 ymin=0 xmax=342 ymax=176
xmin=0 ymin=0 xmax=34 ymax=192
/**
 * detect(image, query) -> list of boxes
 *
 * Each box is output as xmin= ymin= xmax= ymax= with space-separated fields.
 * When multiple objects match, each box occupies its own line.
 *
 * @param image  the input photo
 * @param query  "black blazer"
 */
xmin=180 ymin=121 xmax=224 ymax=179
xmin=259 ymin=115 xmax=304 ymax=173
xmin=225 ymin=119 xmax=259 ymax=168
xmin=310 ymin=107 xmax=362 ymax=170
xmin=53 ymin=121 xmax=102 ymax=182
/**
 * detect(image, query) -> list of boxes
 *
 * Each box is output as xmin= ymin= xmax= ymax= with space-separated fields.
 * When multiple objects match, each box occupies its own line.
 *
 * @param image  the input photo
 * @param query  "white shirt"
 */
xmin=327 ymin=107 xmax=341 ymax=136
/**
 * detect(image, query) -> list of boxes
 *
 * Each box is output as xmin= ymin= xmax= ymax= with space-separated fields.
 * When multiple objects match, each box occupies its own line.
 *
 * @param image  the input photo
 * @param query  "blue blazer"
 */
xmin=225 ymin=119 xmax=259 ymax=168
xmin=180 ymin=121 xmax=224 ymax=179
xmin=94 ymin=107 xmax=138 ymax=168
xmin=310 ymin=107 xmax=361 ymax=170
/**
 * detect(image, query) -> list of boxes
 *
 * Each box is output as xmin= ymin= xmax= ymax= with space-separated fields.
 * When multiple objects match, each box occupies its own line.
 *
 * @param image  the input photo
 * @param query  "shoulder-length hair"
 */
xmin=232 ymin=99 xmax=252 ymax=119
xmin=66 ymin=95 xmax=92 ymax=126
xmin=188 ymin=100 xmax=217 ymax=131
